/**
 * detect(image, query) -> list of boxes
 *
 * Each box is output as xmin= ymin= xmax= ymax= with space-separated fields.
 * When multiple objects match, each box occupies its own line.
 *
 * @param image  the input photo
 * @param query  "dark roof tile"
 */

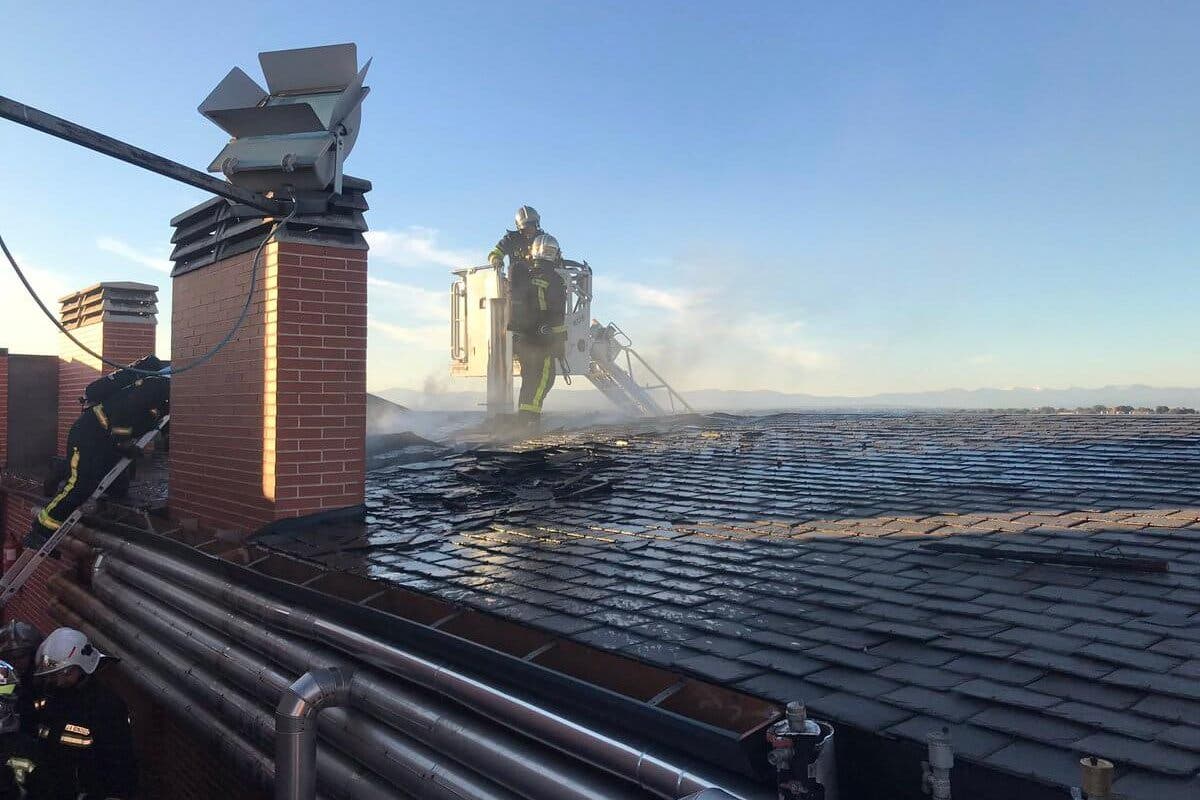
xmin=1079 ymin=642 xmax=1181 ymax=672
xmin=673 ymin=654 xmax=763 ymax=684
xmin=1027 ymin=675 xmax=1141 ymax=710
xmin=984 ymin=740 xmax=1083 ymax=787
xmin=1072 ymin=732 xmax=1200 ymax=776
xmin=943 ymin=655 xmax=1044 ymax=685
xmin=881 ymin=686 xmax=988 ymax=723
xmin=886 ymin=715 xmax=1010 ymax=760
xmin=954 ymin=679 xmax=1058 ymax=710
xmin=808 ymin=692 xmax=912 ymax=730
xmin=741 ymin=649 xmax=824 ymax=678
xmin=971 ymin=707 xmax=1089 ymax=747
xmin=1046 ymin=701 xmax=1164 ymax=740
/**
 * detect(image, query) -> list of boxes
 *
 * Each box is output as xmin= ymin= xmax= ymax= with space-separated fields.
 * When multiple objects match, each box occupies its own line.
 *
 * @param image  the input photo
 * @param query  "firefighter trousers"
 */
xmin=515 ymin=338 xmax=557 ymax=418
xmin=34 ymin=411 xmax=122 ymax=538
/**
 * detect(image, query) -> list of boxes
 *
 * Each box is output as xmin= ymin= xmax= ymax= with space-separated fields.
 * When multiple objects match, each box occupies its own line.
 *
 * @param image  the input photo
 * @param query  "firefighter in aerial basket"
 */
xmin=26 ymin=628 xmax=137 ymax=800
xmin=27 ymin=357 xmax=169 ymax=551
xmin=488 ymin=205 xmax=546 ymax=287
xmin=509 ymin=233 xmax=568 ymax=428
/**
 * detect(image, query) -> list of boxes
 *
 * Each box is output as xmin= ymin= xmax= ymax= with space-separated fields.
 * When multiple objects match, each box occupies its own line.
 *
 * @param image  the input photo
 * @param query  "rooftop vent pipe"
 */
xmin=277 ymin=667 xmax=353 ymax=800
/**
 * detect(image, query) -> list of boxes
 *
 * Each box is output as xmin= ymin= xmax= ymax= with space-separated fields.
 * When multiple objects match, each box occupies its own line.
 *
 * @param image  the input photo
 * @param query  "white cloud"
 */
xmin=367 ymin=317 xmax=444 ymax=348
xmin=365 ymin=227 xmax=477 ymax=270
xmin=967 ymin=354 xmax=995 ymax=365
xmin=367 ymin=276 xmax=446 ymax=322
xmin=0 ymin=255 xmax=71 ymax=355
xmin=589 ymin=273 xmax=836 ymax=392
xmin=96 ymin=237 xmax=172 ymax=274
xmin=593 ymin=276 xmax=699 ymax=313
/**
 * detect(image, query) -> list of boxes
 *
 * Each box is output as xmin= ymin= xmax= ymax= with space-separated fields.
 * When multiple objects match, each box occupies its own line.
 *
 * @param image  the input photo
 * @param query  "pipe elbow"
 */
xmin=276 ymin=666 xmax=353 ymax=722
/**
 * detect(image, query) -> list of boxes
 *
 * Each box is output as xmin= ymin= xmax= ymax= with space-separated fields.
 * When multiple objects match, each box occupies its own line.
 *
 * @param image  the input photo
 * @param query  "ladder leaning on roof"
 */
xmin=0 ymin=414 xmax=170 ymax=607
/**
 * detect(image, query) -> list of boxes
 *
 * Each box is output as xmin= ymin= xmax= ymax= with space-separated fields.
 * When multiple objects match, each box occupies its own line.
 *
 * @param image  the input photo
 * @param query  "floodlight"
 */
xmin=199 ymin=43 xmax=370 ymax=196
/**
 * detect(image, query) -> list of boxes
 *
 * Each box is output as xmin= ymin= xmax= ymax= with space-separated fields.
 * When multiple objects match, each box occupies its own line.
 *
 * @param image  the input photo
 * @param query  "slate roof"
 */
xmin=258 ymin=412 xmax=1200 ymax=798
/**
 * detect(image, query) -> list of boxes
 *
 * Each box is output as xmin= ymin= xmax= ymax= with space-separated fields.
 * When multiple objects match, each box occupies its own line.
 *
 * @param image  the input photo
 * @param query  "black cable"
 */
xmin=0 ymin=196 xmax=298 ymax=376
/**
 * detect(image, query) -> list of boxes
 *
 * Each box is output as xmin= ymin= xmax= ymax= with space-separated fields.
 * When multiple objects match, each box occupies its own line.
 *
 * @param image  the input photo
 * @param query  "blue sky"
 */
xmin=1 ymin=1 xmax=1197 ymax=395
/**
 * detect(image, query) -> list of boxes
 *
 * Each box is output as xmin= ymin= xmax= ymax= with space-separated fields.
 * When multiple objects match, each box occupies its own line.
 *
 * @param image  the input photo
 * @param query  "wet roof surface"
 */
xmin=257 ymin=412 xmax=1200 ymax=797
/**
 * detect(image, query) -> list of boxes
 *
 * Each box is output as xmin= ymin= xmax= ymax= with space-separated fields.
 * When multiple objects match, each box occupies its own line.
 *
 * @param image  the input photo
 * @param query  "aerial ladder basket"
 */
xmin=450 ymin=259 xmax=690 ymax=418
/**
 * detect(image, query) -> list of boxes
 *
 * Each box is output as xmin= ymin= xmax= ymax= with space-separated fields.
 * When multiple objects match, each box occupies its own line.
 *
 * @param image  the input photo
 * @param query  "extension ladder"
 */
xmin=0 ymin=414 xmax=169 ymax=606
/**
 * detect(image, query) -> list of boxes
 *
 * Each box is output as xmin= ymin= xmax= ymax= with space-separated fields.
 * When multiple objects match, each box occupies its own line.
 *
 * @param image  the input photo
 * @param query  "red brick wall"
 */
xmin=170 ymin=248 xmax=272 ymax=531
xmin=57 ymin=320 xmax=156 ymax=456
xmin=0 ymin=482 xmax=69 ymax=631
xmin=102 ymin=321 xmax=158 ymax=367
xmin=0 ymin=352 xmax=8 ymax=469
xmin=57 ymin=324 xmax=104 ymax=456
xmin=273 ymin=243 xmax=367 ymax=516
xmin=170 ymin=241 xmax=367 ymax=532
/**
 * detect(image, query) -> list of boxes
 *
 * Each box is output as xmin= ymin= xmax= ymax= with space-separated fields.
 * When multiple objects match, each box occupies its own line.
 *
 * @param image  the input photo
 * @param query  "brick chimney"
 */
xmin=167 ymin=180 xmax=370 ymax=533
xmin=56 ymin=282 xmax=158 ymax=455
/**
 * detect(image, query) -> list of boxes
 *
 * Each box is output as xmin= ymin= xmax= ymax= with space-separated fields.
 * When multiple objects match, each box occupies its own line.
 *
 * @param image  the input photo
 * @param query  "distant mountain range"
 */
xmin=375 ymin=384 xmax=1200 ymax=413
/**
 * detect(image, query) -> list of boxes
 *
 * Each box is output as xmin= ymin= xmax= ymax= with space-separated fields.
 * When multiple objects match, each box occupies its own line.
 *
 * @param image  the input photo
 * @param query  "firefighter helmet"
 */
xmin=531 ymin=234 xmax=560 ymax=262
xmin=515 ymin=205 xmax=540 ymax=232
xmin=0 ymin=620 xmax=42 ymax=662
xmin=34 ymin=627 xmax=106 ymax=677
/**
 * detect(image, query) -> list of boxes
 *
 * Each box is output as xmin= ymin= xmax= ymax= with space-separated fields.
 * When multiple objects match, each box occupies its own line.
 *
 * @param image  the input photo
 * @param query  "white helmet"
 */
xmin=531 ymin=234 xmax=560 ymax=262
xmin=34 ymin=627 xmax=105 ymax=677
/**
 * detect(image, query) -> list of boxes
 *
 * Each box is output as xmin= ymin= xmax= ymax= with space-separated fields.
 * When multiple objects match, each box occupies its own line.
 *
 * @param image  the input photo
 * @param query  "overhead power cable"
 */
xmin=1 ymin=197 xmax=297 ymax=376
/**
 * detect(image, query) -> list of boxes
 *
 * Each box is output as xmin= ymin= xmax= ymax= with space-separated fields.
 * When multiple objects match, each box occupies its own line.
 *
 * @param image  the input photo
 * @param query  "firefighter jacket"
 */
xmin=511 ymin=261 xmax=568 ymax=350
xmin=488 ymin=229 xmax=542 ymax=285
xmin=92 ymin=376 xmax=169 ymax=446
xmin=26 ymin=677 xmax=138 ymax=799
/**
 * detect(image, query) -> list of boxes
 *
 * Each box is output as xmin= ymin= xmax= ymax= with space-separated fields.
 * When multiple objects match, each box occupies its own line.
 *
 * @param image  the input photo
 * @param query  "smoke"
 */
xmin=421 ymin=371 xmax=449 ymax=399
xmin=590 ymin=249 xmax=836 ymax=393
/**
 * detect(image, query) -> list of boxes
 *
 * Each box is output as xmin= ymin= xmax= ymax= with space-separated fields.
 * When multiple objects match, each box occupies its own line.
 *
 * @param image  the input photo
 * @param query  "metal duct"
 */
xmin=78 ymin=527 xmax=752 ymax=800
xmin=45 ymin=601 xmax=288 ymax=797
xmin=77 ymin=564 xmax=522 ymax=800
xmin=51 ymin=578 xmax=403 ymax=800
xmin=277 ymin=668 xmax=352 ymax=800
xmin=90 ymin=552 xmax=647 ymax=800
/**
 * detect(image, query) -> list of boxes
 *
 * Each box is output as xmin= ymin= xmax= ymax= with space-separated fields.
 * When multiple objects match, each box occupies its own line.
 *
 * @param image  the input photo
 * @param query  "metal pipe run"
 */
xmin=79 ymin=527 xmax=746 ymax=800
xmin=51 ymin=578 xmax=405 ymax=800
xmin=51 ymin=577 xmax=405 ymax=800
xmin=46 ymin=601 xmax=280 ymax=795
xmin=277 ymin=668 xmax=352 ymax=800
xmin=90 ymin=553 xmax=646 ymax=800
xmin=79 ymin=563 xmax=522 ymax=800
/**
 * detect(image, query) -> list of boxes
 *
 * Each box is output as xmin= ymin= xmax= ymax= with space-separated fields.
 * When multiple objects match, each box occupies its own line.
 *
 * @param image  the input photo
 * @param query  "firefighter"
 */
xmin=488 ymin=205 xmax=545 ymax=287
xmin=26 ymin=628 xmax=137 ymax=800
xmin=26 ymin=373 xmax=169 ymax=551
xmin=0 ymin=624 xmax=41 ymax=689
xmin=0 ymin=660 xmax=39 ymax=799
xmin=0 ymin=622 xmax=43 ymax=730
xmin=511 ymin=233 xmax=568 ymax=426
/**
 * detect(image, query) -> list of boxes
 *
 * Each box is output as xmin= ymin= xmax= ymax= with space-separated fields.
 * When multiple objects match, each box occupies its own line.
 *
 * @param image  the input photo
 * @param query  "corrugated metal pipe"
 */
xmin=76 ymin=526 xmax=757 ymax=800
xmin=277 ymin=668 xmax=352 ymax=800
